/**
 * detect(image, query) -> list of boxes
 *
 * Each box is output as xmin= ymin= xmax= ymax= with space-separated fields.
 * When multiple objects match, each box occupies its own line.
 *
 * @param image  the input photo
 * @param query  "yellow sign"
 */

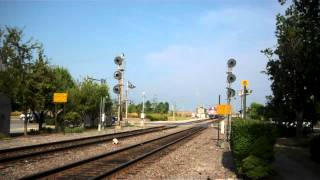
xmin=53 ymin=93 xmax=68 ymax=103
xmin=242 ymin=80 xmax=249 ymax=87
xmin=216 ymin=104 xmax=232 ymax=115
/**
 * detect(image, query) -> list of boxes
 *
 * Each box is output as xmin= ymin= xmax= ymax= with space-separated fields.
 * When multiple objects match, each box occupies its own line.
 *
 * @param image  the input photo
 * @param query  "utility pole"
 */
xmin=142 ymin=92 xmax=145 ymax=117
xmin=141 ymin=91 xmax=145 ymax=127
xmin=125 ymin=81 xmax=129 ymax=120
xmin=241 ymin=80 xmax=250 ymax=120
xmin=243 ymin=86 xmax=246 ymax=119
xmin=172 ymin=103 xmax=176 ymax=121
xmin=217 ymin=94 xmax=221 ymax=145
xmin=238 ymin=90 xmax=243 ymax=118
xmin=125 ymin=81 xmax=135 ymax=124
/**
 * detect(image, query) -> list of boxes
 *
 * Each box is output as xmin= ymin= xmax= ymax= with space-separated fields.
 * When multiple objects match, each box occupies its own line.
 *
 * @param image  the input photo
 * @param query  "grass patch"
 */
xmin=0 ymin=133 xmax=10 ymax=140
xmin=11 ymin=111 xmax=21 ymax=116
xmin=40 ymin=127 xmax=56 ymax=133
xmin=146 ymin=113 xmax=168 ymax=121
xmin=45 ymin=118 xmax=55 ymax=125
xmin=128 ymin=113 xmax=139 ymax=118
xmin=167 ymin=116 xmax=191 ymax=121
xmin=64 ymin=127 xmax=85 ymax=133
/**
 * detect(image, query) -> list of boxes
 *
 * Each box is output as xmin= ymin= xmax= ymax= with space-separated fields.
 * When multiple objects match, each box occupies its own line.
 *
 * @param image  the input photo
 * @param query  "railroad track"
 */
xmin=0 ymin=126 xmax=175 ymax=163
xmin=20 ymin=125 xmax=207 ymax=180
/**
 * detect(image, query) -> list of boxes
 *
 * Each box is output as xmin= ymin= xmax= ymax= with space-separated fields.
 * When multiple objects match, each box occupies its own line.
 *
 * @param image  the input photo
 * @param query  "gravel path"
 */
xmin=110 ymin=125 xmax=237 ymax=180
xmin=0 ymin=126 xmax=190 ymax=179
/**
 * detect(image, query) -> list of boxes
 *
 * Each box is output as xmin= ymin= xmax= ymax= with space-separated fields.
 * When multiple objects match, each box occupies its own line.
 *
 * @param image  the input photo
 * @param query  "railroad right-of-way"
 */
xmin=0 ymin=119 xmax=217 ymax=179
xmin=20 ymin=126 xmax=206 ymax=179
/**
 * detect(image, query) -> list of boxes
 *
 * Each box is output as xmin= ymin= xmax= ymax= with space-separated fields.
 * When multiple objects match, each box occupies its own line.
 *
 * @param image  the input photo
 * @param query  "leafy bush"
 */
xmin=45 ymin=118 xmax=55 ymax=125
xmin=64 ymin=112 xmax=82 ymax=127
xmin=40 ymin=127 xmax=55 ymax=133
xmin=64 ymin=127 xmax=85 ymax=133
xmin=310 ymin=134 xmax=320 ymax=163
xmin=241 ymin=155 xmax=273 ymax=179
xmin=0 ymin=133 xmax=8 ymax=140
xmin=146 ymin=113 xmax=168 ymax=121
xmin=231 ymin=119 xmax=276 ymax=179
xmin=249 ymin=102 xmax=265 ymax=120
xmin=28 ymin=129 xmax=40 ymax=135
xmin=128 ymin=113 xmax=139 ymax=118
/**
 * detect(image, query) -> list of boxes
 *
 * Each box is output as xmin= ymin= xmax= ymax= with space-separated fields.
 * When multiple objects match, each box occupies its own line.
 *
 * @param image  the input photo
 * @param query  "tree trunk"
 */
xmin=23 ymin=109 xmax=28 ymax=136
xmin=89 ymin=114 xmax=94 ymax=128
xmin=24 ymin=118 xmax=27 ymax=136
xmin=38 ymin=111 xmax=44 ymax=131
xmin=295 ymin=109 xmax=304 ymax=137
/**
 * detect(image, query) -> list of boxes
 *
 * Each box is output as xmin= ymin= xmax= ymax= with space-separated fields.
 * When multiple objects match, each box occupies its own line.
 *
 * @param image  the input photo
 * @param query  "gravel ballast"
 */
xmin=110 ymin=125 xmax=237 ymax=179
xmin=0 ymin=126 xmax=151 ymax=150
xmin=0 ymin=126 xmax=190 ymax=179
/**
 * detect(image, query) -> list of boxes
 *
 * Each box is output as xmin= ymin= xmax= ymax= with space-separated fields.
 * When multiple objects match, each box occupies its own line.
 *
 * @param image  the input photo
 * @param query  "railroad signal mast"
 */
xmin=240 ymin=80 xmax=252 ymax=119
xmin=226 ymin=58 xmax=236 ymax=142
xmin=113 ymin=54 xmax=125 ymax=127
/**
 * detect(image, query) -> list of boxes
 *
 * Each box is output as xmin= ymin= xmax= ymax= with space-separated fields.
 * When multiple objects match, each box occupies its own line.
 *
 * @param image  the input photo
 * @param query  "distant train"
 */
xmin=208 ymin=106 xmax=224 ymax=119
xmin=208 ymin=106 xmax=217 ymax=119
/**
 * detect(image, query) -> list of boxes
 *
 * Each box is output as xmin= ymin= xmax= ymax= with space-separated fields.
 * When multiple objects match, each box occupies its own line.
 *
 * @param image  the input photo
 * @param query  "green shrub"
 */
xmin=40 ymin=127 xmax=55 ymax=133
xmin=310 ymin=135 xmax=320 ymax=163
xmin=0 ymin=133 xmax=8 ymax=140
xmin=64 ymin=112 xmax=82 ymax=127
xmin=146 ymin=113 xmax=168 ymax=121
xmin=241 ymin=155 xmax=273 ymax=179
xmin=45 ymin=118 xmax=56 ymax=125
xmin=250 ymin=135 xmax=276 ymax=162
xmin=28 ymin=129 xmax=40 ymax=135
xmin=231 ymin=119 xmax=276 ymax=179
xmin=64 ymin=127 xmax=85 ymax=133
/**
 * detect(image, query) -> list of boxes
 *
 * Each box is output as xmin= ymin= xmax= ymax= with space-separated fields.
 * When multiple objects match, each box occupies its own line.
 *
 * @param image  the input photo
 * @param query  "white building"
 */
xmin=196 ymin=106 xmax=207 ymax=118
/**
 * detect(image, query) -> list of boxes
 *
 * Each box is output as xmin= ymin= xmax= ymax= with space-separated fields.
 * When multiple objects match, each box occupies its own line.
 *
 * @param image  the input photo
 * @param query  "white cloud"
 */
xmin=136 ymin=6 xmax=281 ymax=110
xmin=199 ymin=7 xmax=275 ymax=34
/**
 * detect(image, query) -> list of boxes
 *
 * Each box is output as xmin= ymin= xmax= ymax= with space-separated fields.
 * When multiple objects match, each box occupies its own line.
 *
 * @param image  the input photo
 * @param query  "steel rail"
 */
xmin=91 ymin=126 xmax=206 ymax=180
xmin=19 ymin=125 xmax=207 ymax=180
xmin=0 ymin=125 xmax=174 ymax=163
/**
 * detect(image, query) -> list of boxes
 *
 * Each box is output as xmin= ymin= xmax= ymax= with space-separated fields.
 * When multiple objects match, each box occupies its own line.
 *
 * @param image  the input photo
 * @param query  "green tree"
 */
xmin=145 ymin=100 xmax=153 ymax=113
xmin=155 ymin=102 xmax=163 ymax=113
xmin=68 ymin=79 xmax=111 ymax=128
xmin=0 ymin=27 xmax=42 ymax=135
xmin=51 ymin=66 xmax=75 ymax=92
xmin=155 ymin=102 xmax=170 ymax=114
xmin=262 ymin=0 xmax=320 ymax=136
xmin=249 ymin=102 xmax=265 ymax=120
xmin=50 ymin=66 xmax=75 ymax=130
xmin=26 ymin=49 xmax=56 ymax=130
xmin=164 ymin=102 xmax=169 ymax=113
xmin=136 ymin=103 xmax=143 ymax=115
xmin=128 ymin=103 xmax=137 ymax=113
xmin=0 ymin=27 xmax=40 ymax=111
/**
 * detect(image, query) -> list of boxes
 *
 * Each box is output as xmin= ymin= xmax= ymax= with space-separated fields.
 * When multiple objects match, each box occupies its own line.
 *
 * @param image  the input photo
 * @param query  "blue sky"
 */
xmin=0 ymin=0 xmax=287 ymax=111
